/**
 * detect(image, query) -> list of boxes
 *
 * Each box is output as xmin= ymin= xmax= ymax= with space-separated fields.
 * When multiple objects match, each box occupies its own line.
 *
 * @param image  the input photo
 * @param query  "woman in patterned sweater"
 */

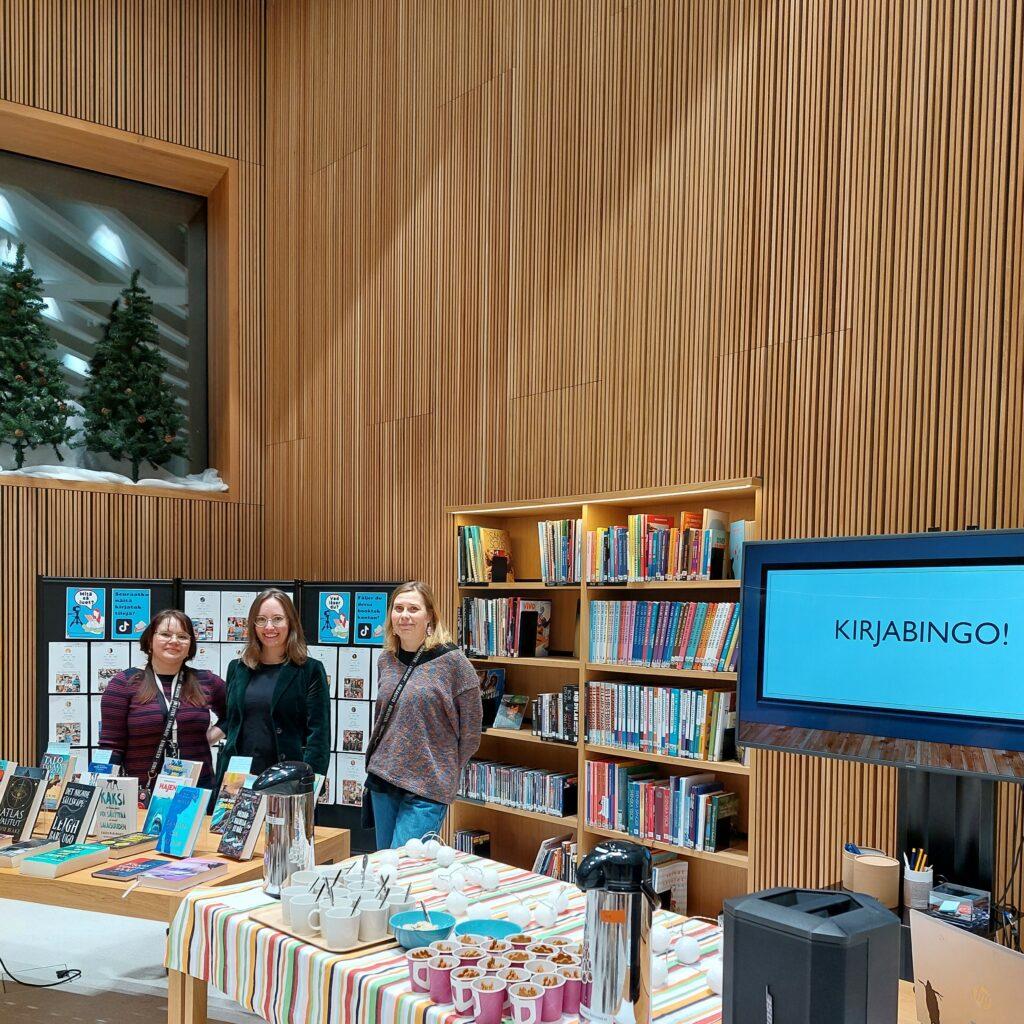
xmin=365 ymin=581 xmax=482 ymax=848
xmin=100 ymin=609 xmax=226 ymax=794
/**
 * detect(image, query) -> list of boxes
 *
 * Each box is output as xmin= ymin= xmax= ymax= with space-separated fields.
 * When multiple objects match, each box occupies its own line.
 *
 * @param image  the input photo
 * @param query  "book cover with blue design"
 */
xmin=155 ymin=785 xmax=209 ymax=858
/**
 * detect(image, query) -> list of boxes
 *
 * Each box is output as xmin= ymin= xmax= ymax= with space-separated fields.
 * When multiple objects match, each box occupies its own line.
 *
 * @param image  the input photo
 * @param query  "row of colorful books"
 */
xmin=459 ymin=759 xmax=578 ymax=817
xmin=454 ymin=828 xmax=491 ymax=858
xmin=458 ymin=525 xmax=516 ymax=583
xmin=586 ymin=512 xmax=756 ymax=584
xmin=585 ymin=682 xmax=737 ymax=762
xmin=537 ymin=519 xmax=583 ymax=584
xmin=585 ymin=759 xmax=740 ymax=853
xmin=530 ymin=686 xmax=580 ymax=744
xmin=458 ymin=597 xmax=553 ymax=658
xmin=588 ymin=600 xmax=740 ymax=671
xmin=533 ymin=834 xmax=577 ymax=883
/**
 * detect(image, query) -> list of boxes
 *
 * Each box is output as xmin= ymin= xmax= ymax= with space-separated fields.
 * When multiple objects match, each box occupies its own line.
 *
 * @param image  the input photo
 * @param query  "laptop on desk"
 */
xmin=910 ymin=909 xmax=1024 ymax=1023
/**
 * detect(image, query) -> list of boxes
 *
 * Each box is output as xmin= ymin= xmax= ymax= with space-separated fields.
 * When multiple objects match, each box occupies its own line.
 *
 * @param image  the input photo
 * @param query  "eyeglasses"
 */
xmin=156 ymin=631 xmax=190 ymax=644
xmin=255 ymin=615 xmax=287 ymax=628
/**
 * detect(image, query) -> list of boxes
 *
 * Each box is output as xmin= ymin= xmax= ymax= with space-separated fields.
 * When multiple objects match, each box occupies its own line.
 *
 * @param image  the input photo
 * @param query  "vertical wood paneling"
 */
xmin=0 ymin=2 xmax=267 ymax=765
xmin=265 ymin=0 xmax=1024 ymax=906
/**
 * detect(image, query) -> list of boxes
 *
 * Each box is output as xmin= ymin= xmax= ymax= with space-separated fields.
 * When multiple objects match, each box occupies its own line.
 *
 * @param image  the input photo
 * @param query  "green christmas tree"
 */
xmin=81 ymin=270 xmax=188 ymax=481
xmin=0 ymin=244 xmax=75 ymax=468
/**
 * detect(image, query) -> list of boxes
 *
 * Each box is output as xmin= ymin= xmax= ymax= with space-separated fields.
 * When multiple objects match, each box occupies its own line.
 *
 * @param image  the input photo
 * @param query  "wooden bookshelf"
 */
xmin=447 ymin=478 xmax=762 ymax=917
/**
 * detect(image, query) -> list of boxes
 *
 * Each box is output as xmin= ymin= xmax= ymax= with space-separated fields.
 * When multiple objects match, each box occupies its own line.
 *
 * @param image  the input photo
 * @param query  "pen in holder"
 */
xmin=903 ymin=864 xmax=934 ymax=910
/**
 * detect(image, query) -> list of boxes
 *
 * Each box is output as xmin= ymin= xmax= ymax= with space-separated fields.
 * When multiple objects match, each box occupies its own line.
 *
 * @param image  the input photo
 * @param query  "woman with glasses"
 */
xmin=99 ymin=609 xmax=227 ymax=793
xmin=214 ymin=589 xmax=330 ymax=786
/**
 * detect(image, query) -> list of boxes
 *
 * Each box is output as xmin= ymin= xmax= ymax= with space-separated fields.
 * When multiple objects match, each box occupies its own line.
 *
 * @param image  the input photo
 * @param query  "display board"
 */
xmin=36 ymin=576 xmax=398 ymax=845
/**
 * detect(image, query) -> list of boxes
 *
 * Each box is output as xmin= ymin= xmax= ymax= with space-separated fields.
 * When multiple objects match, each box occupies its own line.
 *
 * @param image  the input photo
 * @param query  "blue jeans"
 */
xmin=370 ymin=788 xmax=448 ymax=850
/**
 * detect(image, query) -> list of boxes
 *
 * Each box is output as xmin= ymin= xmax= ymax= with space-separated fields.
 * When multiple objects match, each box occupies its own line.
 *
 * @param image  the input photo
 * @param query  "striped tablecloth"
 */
xmin=166 ymin=852 xmax=723 ymax=1024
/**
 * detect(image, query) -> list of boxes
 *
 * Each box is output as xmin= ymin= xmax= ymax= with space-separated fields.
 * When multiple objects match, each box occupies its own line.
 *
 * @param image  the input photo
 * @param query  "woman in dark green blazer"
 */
xmin=212 ymin=589 xmax=330 ymax=788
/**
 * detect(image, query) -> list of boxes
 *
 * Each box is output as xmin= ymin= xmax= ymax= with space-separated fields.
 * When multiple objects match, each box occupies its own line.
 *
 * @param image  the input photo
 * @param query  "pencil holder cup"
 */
xmin=852 ymin=854 xmax=901 ymax=909
xmin=841 ymin=844 xmax=884 ymax=890
xmin=903 ymin=865 xmax=934 ymax=910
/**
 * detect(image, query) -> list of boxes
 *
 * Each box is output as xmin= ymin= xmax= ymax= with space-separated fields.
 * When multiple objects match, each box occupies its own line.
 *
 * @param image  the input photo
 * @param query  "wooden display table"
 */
xmin=1 ymin=810 xmax=349 ymax=1024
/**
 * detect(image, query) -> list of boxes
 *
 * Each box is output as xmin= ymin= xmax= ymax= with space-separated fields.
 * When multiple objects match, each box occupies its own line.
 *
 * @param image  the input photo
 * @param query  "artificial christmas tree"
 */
xmin=80 ymin=270 xmax=188 ymax=482
xmin=0 ymin=244 xmax=76 ymax=468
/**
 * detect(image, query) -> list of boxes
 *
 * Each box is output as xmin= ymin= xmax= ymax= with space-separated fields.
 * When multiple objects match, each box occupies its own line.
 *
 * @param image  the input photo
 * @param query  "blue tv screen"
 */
xmin=738 ymin=530 xmax=1024 ymax=780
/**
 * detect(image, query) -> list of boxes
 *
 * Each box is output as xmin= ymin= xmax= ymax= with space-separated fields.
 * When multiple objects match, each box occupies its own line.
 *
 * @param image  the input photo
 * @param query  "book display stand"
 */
xmin=447 ymin=478 xmax=762 ymax=917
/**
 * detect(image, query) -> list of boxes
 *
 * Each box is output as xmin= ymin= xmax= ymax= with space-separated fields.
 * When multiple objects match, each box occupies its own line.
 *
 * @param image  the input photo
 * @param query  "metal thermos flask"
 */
xmin=577 ymin=840 xmax=661 ymax=1024
xmin=252 ymin=761 xmax=316 ymax=897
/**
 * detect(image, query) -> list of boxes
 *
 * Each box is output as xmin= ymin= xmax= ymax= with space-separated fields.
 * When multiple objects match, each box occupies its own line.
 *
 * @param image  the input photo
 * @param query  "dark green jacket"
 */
xmin=216 ymin=657 xmax=331 ymax=785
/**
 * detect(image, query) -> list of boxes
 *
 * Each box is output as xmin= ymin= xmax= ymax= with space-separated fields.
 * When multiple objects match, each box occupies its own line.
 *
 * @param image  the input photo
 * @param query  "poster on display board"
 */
xmin=220 ymin=643 xmax=245 ymax=675
xmin=353 ymin=591 xmax=387 ymax=645
xmin=221 ymin=590 xmax=259 ymax=643
xmin=190 ymin=642 xmax=221 ymax=674
xmin=110 ymin=588 xmax=151 ymax=638
xmin=338 ymin=648 xmax=372 ymax=700
xmin=317 ymin=592 xmax=351 ymax=644
xmin=90 ymin=642 xmax=130 ymax=693
xmin=337 ymin=754 xmax=367 ymax=808
xmin=48 ymin=642 xmax=88 ymax=694
xmin=338 ymin=701 xmax=371 ymax=754
xmin=307 ymin=646 xmax=339 ymax=697
xmin=184 ymin=590 xmax=221 ymax=641
xmin=65 ymin=586 xmax=106 ymax=639
xmin=49 ymin=694 xmax=87 ymax=746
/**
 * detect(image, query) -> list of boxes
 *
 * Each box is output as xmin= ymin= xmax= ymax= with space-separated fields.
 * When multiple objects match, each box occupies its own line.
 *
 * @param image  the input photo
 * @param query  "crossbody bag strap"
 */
xmin=365 ymin=646 xmax=424 ymax=762
xmin=140 ymin=669 xmax=184 ymax=805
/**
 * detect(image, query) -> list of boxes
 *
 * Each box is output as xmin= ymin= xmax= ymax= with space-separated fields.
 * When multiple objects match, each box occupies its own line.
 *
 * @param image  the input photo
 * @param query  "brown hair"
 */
xmin=241 ymin=589 xmax=308 ymax=669
xmin=135 ymin=610 xmax=207 ymax=707
xmin=382 ymin=581 xmax=453 ymax=654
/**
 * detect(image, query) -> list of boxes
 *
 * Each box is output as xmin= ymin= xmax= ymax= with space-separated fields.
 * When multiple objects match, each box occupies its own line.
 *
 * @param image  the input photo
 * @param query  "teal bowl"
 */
xmin=390 ymin=910 xmax=456 ymax=950
xmin=454 ymin=918 xmax=520 ymax=940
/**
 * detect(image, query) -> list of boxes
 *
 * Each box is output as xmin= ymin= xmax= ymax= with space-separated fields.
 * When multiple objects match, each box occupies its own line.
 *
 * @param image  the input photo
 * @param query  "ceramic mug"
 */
xmin=509 ymin=982 xmax=545 ymax=1024
xmin=427 ymin=954 xmax=459 ymax=1004
xmin=386 ymin=896 xmax=416 ymax=932
xmin=321 ymin=907 xmax=360 ymax=951
xmin=289 ymin=894 xmax=321 ymax=938
xmin=357 ymin=900 xmax=390 ymax=942
xmin=406 ymin=947 xmax=434 ymax=993
xmin=471 ymin=976 xmax=507 ymax=1024
xmin=450 ymin=966 xmax=484 ymax=1013
xmin=279 ymin=885 xmax=310 ymax=927
xmin=289 ymin=870 xmax=321 ymax=889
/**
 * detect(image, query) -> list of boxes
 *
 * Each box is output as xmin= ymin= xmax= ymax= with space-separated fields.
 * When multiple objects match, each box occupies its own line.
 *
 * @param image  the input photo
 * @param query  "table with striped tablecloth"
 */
xmin=166 ymin=852 xmax=723 ymax=1024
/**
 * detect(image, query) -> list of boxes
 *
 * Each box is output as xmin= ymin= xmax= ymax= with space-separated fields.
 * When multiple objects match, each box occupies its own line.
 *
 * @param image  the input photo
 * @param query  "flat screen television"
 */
xmin=738 ymin=530 xmax=1024 ymax=781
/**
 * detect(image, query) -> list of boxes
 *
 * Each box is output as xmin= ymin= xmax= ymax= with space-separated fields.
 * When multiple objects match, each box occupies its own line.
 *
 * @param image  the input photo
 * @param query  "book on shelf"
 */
xmin=458 ymin=525 xmax=515 ymax=583
xmin=537 ymin=519 xmax=583 ymax=584
xmin=533 ymin=833 xmax=577 ymax=883
xmin=454 ymin=828 xmax=491 ymax=858
xmin=138 ymin=857 xmax=228 ymax=891
xmin=728 ymin=519 xmax=758 ymax=580
xmin=0 ymin=771 xmax=48 ymax=842
xmin=460 ymin=759 xmax=577 ymax=817
xmin=492 ymin=694 xmax=529 ymax=731
xmin=40 ymin=743 xmax=76 ymax=812
xmin=586 ymin=681 xmax=737 ymax=762
xmin=0 ymin=838 xmax=60 ymax=867
xmin=529 ymin=686 xmax=579 ymax=744
xmin=92 ymin=857 xmax=169 ymax=881
xmin=19 ymin=842 xmax=109 ymax=878
xmin=216 ymin=787 xmax=267 ymax=861
xmin=588 ymin=600 xmax=740 ymax=672
xmin=0 ymin=759 xmax=18 ymax=804
xmin=47 ymin=781 xmax=100 ymax=846
xmin=94 ymin=776 xmax=140 ymax=839
xmin=156 ymin=785 xmax=210 ymax=857
xmin=476 ymin=668 xmax=506 ymax=731
xmin=587 ymin=525 xmax=629 ymax=584
xmin=100 ymin=831 xmax=159 ymax=859
xmin=459 ymin=597 xmax=552 ymax=658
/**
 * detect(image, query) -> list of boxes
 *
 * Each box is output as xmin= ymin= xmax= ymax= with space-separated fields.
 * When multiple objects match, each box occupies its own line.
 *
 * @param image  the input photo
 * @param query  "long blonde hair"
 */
xmin=241 ymin=589 xmax=308 ymax=669
xmin=382 ymin=581 xmax=453 ymax=654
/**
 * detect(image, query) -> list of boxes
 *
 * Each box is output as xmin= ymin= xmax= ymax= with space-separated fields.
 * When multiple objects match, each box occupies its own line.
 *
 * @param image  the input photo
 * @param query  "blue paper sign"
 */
xmin=65 ymin=586 xmax=106 ymax=639
xmin=354 ymin=591 xmax=388 ymax=646
xmin=318 ymin=591 xmax=351 ymax=644
xmin=111 ymin=588 xmax=151 ymax=638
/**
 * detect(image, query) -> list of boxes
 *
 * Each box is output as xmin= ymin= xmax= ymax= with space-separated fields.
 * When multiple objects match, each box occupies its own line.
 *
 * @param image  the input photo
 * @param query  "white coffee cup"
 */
xmin=321 ymin=907 xmax=361 ymax=950
xmin=289 ymin=870 xmax=321 ymax=889
xmin=358 ymin=899 xmax=390 ymax=942
xmin=289 ymin=894 xmax=321 ymax=938
xmin=280 ymin=885 xmax=310 ymax=927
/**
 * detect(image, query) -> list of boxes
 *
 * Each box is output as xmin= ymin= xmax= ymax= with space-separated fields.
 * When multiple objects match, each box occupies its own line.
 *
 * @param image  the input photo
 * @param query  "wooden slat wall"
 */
xmin=264 ymin=1 xmax=1024 ymax=904
xmin=0 ymin=2 xmax=266 ymax=762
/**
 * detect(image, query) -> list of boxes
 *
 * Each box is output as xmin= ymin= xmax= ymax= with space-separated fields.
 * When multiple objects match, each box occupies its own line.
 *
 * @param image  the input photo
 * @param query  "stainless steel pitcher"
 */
xmin=577 ymin=840 xmax=660 ymax=1024
xmin=252 ymin=761 xmax=316 ymax=897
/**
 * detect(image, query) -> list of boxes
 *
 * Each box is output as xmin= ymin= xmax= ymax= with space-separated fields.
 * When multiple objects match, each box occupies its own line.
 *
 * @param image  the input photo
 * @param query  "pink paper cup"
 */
xmin=557 ymin=965 xmax=583 ymax=1014
xmin=497 ymin=967 xmax=531 ymax=1008
xmin=533 ymin=972 xmax=565 ymax=1022
xmin=427 ymin=954 xmax=459 ymax=1004
xmin=508 ymin=934 xmax=534 ymax=951
xmin=509 ymin=982 xmax=545 ymax=1024
xmin=471 ymin=976 xmax=507 ymax=1024
xmin=526 ymin=943 xmax=557 ymax=959
xmin=456 ymin=946 xmax=486 ymax=967
xmin=406 ymin=948 xmax=433 ymax=992
xmin=480 ymin=954 xmax=511 ymax=976
xmin=525 ymin=959 xmax=556 ymax=976
xmin=450 ymin=966 xmax=484 ymax=1013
